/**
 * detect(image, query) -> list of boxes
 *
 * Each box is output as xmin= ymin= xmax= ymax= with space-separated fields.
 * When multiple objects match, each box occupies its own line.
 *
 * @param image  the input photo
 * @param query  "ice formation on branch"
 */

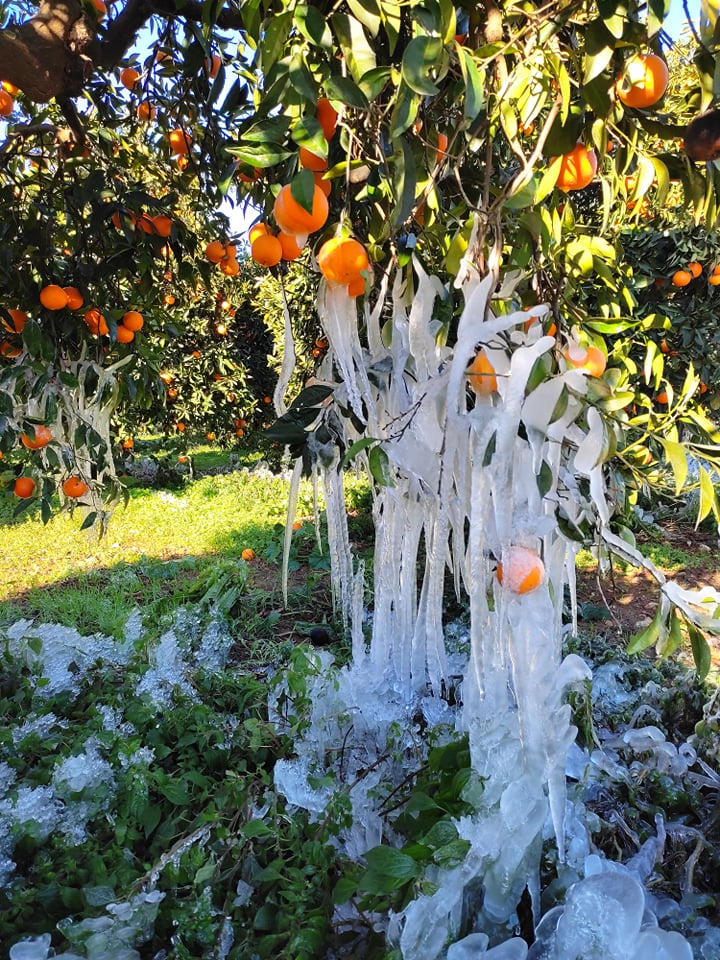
xmin=271 ymin=255 xmax=708 ymax=958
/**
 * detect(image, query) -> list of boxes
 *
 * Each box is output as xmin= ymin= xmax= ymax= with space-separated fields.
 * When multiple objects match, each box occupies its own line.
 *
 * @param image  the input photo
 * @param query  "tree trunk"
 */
xmin=0 ymin=0 xmax=99 ymax=103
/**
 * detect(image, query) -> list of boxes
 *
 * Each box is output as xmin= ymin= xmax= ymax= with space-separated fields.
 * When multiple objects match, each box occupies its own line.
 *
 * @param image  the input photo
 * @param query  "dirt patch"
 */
xmin=575 ymin=521 xmax=720 ymax=666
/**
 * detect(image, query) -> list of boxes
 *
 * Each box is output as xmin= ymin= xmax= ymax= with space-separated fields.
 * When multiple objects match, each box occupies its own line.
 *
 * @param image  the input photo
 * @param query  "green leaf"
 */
xmin=391 ymin=136 xmax=416 ymax=227
xmin=660 ymin=439 xmax=688 ymax=495
xmin=688 ymin=622 xmax=712 ymax=681
xmin=543 ymin=104 xmax=585 ymax=157
xmin=657 ymin=608 xmax=683 ymax=658
xmin=160 ymin=779 xmax=191 ymax=805
xmin=389 ymin=84 xmax=421 ymax=138
xmin=457 ymin=47 xmax=485 ymax=121
xmin=294 ymin=4 xmax=333 ymax=47
xmin=402 ymin=36 xmax=445 ymax=96
xmin=627 ymin=604 xmax=664 ymax=654
xmin=379 ymin=0 xmax=402 ymax=53
xmin=226 ymin=141 xmax=293 ymax=167
xmin=291 ymin=116 xmax=327 ymax=155
xmin=537 ymin=460 xmax=554 ymax=497
xmin=332 ymin=13 xmax=377 ymax=82
xmin=80 ymin=511 xmax=98 ymax=531
xmin=368 ymin=445 xmax=394 ymax=486
xmin=583 ymin=19 xmax=615 ymax=84
xmin=259 ymin=11 xmax=293 ymax=73
xmin=326 ymin=74 xmax=371 ymax=108
xmin=342 ymin=436 xmax=378 ymax=466
xmin=333 ymin=876 xmax=359 ymax=905
xmin=289 ymin=52 xmax=318 ymax=101
xmin=361 ymin=845 xmax=420 ymax=888
xmin=647 ymin=0 xmax=672 ymax=36
xmin=346 ymin=0 xmax=381 ymax=36
xmin=290 ymin=168 xmax=317 ymax=213
xmin=241 ymin=116 xmax=292 ymax=142
xmin=697 ymin=464 xmax=718 ymax=525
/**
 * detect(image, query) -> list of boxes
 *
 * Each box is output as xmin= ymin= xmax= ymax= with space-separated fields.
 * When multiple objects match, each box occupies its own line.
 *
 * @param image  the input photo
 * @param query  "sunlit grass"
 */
xmin=0 ymin=472 xmax=305 ymax=600
xmin=0 ymin=466 xmax=372 ymax=637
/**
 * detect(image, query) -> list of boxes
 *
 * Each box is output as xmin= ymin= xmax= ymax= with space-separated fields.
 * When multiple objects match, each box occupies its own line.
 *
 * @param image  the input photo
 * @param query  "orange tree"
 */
xmin=0 ymin=1 xmax=719 ymax=529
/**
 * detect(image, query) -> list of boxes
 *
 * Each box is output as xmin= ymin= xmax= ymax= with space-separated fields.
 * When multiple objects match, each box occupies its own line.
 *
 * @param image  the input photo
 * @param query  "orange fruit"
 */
xmin=21 ymin=425 xmax=53 ymax=449
xmin=709 ymin=275 xmax=720 ymax=287
xmin=164 ymin=294 xmax=175 ymax=306
xmin=62 ymin=476 xmax=89 ymax=498
xmin=152 ymin=215 xmax=173 ymax=237
xmin=3 ymin=308 xmax=28 ymax=333
xmin=84 ymin=308 xmax=108 ymax=335
xmin=136 ymin=101 xmax=156 ymax=122
xmin=0 ymin=340 xmax=21 ymax=358
xmin=116 ymin=325 xmax=135 ymax=343
xmin=248 ymin=223 xmax=269 ymax=244
xmin=160 ymin=370 xmax=174 ymax=384
xmin=63 ymin=286 xmax=84 ymax=310
xmin=318 ymin=236 xmax=370 ymax=286
xmin=206 ymin=432 xmax=216 ymax=441
xmin=656 ymin=391 xmax=669 ymax=404
xmin=299 ymin=146 xmax=328 ymax=171
xmin=39 ymin=285 xmax=68 ymax=310
xmin=235 ymin=427 xmax=244 ymax=437
xmin=314 ymin=172 xmax=332 ymax=197
xmin=121 ymin=437 xmax=134 ymax=449
xmin=564 ymin=344 xmax=607 ymax=377
xmin=205 ymin=54 xmax=221 ymax=78
xmin=317 ymin=97 xmax=338 ymax=140
xmin=14 ymin=476 xmax=35 ymax=498
xmin=215 ymin=323 xmax=227 ymax=336
xmin=112 ymin=210 xmax=137 ymax=230
xmin=497 ymin=545 xmax=545 ymax=594
xmin=555 ymin=144 xmax=598 ymax=192
xmin=689 ymin=261 xmax=702 ymax=278
xmin=91 ymin=0 xmax=106 ymax=16
xmin=219 ymin=256 xmax=240 ymax=276
xmin=672 ymin=269 xmax=692 ymax=287
xmin=0 ymin=89 xmax=13 ymax=117
xmin=168 ymin=128 xmax=192 ymax=155
xmin=278 ymin=232 xmax=304 ymax=261
xmin=120 ymin=67 xmax=140 ymax=90
xmin=292 ymin=521 xmax=303 ymax=531
xmin=176 ymin=421 xmax=186 ymax=431
xmin=205 ymin=240 xmax=226 ymax=263
xmin=467 ymin=350 xmax=498 ymax=395
xmin=273 ymin=183 xmax=329 ymax=236
xmin=347 ymin=276 xmax=366 ymax=297
xmin=177 ymin=156 xmax=190 ymax=171
xmin=121 ymin=310 xmax=144 ymax=331
xmin=436 ymin=132 xmax=449 ymax=163
xmin=252 ymin=235 xmax=283 ymax=267
xmin=616 ymin=54 xmax=669 ymax=109
xmin=241 ymin=548 xmax=255 ymax=561
xmin=1 ymin=81 xmax=19 ymax=96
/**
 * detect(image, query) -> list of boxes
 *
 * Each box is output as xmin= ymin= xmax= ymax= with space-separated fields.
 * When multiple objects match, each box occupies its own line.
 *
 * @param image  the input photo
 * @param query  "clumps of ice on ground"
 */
xmin=2 ymin=609 xmax=234 ymax=956
xmin=270 ymin=639 xmax=719 ymax=960
xmin=8 ymin=890 xmax=166 ymax=960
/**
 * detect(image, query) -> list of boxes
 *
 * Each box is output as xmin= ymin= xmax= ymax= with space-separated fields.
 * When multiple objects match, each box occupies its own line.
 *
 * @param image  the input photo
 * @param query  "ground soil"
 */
xmin=574 ymin=520 xmax=720 ymax=664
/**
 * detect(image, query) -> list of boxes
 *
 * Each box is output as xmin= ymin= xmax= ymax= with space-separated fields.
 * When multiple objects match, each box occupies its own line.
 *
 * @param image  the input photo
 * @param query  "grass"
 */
xmin=0 ymin=455 xmax=372 ymax=653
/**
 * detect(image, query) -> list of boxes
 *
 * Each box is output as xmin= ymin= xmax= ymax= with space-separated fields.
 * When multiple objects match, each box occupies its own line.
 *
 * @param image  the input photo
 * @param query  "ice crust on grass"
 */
xmin=526 ymin=873 xmax=693 ymax=960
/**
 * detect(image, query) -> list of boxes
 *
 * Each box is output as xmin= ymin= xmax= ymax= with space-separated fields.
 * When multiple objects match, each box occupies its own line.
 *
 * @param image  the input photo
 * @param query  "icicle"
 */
xmin=273 ymin=279 xmax=297 ymax=417
xmin=281 ymin=459 xmax=304 ymax=606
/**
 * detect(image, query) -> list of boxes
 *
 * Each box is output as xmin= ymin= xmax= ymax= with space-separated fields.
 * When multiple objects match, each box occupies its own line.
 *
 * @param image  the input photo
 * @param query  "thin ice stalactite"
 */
xmin=272 ymin=279 xmax=296 ymax=418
